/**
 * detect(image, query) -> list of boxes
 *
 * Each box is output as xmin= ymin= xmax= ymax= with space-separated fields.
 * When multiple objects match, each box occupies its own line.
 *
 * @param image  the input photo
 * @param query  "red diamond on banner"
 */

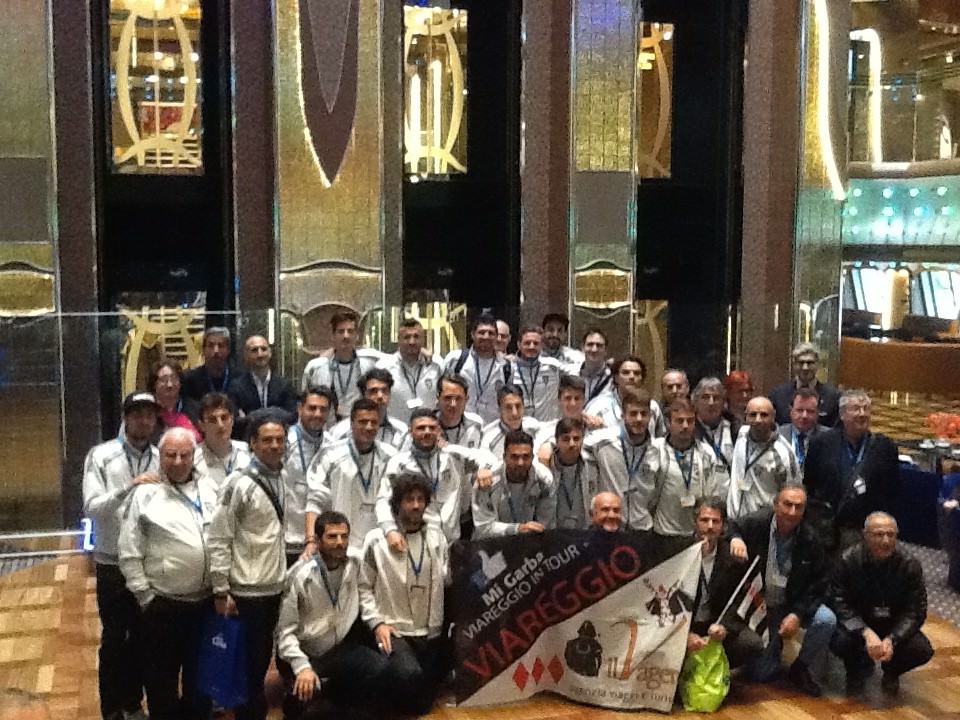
xmin=547 ymin=655 xmax=564 ymax=683
xmin=531 ymin=657 xmax=545 ymax=684
xmin=512 ymin=662 xmax=529 ymax=691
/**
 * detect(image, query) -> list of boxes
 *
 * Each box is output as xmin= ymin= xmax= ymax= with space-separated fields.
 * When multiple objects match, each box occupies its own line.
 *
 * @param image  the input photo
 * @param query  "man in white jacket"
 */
xmin=119 ymin=427 xmax=216 ymax=720
xmin=276 ymin=511 xmax=387 ymax=718
xmin=359 ymin=473 xmax=448 ymax=716
xmin=327 ymin=368 xmax=408 ymax=449
xmin=208 ymin=410 xmax=289 ymax=720
xmin=82 ymin=391 xmax=161 ymax=720
xmin=193 ymin=392 xmax=250 ymax=495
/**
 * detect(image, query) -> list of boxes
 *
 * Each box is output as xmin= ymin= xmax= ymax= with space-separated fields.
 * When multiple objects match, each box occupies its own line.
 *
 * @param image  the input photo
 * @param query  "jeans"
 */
xmin=95 ymin=563 xmax=144 ymax=718
xmin=750 ymin=603 xmax=836 ymax=681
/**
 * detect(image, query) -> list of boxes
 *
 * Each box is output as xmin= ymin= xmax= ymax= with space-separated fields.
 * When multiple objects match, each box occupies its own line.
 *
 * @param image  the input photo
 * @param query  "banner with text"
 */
xmin=450 ymin=530 xmax=702 ymax=710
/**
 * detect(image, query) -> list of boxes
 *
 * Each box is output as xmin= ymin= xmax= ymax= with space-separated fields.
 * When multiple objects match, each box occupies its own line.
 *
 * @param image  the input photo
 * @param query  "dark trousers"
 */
xmin=95 ymin=562 xmax=144 ymax=718
xmin=279 ymin=622 xmax=388 ymax=719
xmin=234 ymin=593 xmax=283 ymax=720
xmin=831 ymin=625 xmax=934 ymax=678
xmin=141 ymin=595 xmax=212 ymax=720
xmin=378 ymin=636 xmax=443 ymax=716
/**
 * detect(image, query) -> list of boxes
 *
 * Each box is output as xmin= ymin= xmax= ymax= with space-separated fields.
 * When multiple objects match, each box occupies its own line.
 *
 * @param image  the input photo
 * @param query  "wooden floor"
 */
xmin=1 ymin=555 xmax=959 ymax=720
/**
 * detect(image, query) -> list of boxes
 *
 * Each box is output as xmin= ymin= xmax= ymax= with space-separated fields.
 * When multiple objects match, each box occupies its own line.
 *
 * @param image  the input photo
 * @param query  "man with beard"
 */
xmin=119 ymin=427 xmax=217 ymax=720
xmin=377 ymin=318 xmax=442 ymax=419
xmin=208 ymin=411 xmax=289 ymax=720
xmin=473 ymin=430 xmax=556 ymax=538
xmin=83 ymin=391 xmax=161 ymax=720
xmin=510 ymin=325 xmax=564 ymax=421
xmin=727 ymin=396 xmax=798 ymax=519
xmin=193 ymin=392 xmax=251 ymax=495
xmin=444 ymin=314 xmax=511 ymax=423
xmin=585 ymin=356 xmax=664 ymax=439
xmin=541 ymin=312 xmax=584 ymax=366
xmin=327 ymin=368 xmax=408 ymax=450
xmin=181 ymin=326 xmax=235 ymax=400
xmin=377 ymin=407 xmax=494 ymax=547
xmin=646 ymin=398 xmax=720 ymax=557
xmin=284 ymin=386 xmax=335 ymax=566
xmin=359 ymin=473 xmax=449 ymax=716
xmin=582 ymin=388 xmax=654 ymax=533
xmin=306 ymin=399 xmax=397 ymax=551
xmin=276 ymin=511 xmax=387 ymax=718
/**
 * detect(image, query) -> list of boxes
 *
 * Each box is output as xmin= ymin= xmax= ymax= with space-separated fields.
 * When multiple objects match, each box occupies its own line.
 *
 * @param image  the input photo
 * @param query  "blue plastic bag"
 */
xmin=197 ymin=612 xmax=247 ymax=707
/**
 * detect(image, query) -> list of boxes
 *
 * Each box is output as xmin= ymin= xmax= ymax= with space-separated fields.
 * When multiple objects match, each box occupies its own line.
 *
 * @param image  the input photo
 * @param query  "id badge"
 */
xmin=873 ymin=606 xmax=891 ymax=618
xmin=407 ymin=397 xmax=424 ymax=410
xmin=360 ymin=501 xmax=376 ymax=513
xmin=680 ymin=494 xmax=696 ymax=508
xmin=853 ymin=476 xmax=866 ymax=495
xmin=770 ymin=573 xmax=788 ymax=589
xmin=737 ymin=477 xmax=751 ymax=492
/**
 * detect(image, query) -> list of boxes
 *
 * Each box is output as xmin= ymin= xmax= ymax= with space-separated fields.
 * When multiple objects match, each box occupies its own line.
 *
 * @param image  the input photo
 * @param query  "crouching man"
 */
xmin=276 ymin=511 xmax=387 ymax=718
xmin=829 ymin=511 xmax=933 ymax=695
xmin=359 ymin=472 xmax=448 ymax=716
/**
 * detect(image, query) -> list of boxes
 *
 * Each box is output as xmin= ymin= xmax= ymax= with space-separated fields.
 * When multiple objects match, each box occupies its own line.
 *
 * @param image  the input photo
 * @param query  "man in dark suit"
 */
xmin=228 ymin=335 xmax=298 ymax=438
xmin=802 ymin=389 xmax=899 ymax=552
xmin=181 ymin=326 xmax=236 ymax=400
xmin=776 ymin=387 xmax=828 ymax=473
xmin=768 ymin=343 xmax=840 ymax=428
xmin=686 ymin=497 xmax=760 ymax=670
xmin=728 ymin=484 xmax=836 ymax=696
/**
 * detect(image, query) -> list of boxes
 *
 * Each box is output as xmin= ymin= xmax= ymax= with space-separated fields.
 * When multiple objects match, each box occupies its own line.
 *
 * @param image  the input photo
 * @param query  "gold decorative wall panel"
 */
xmin=275 ymin=0 xmax=400 ymax=378
xmin=569 ymin=0 xmax=638 ymax=356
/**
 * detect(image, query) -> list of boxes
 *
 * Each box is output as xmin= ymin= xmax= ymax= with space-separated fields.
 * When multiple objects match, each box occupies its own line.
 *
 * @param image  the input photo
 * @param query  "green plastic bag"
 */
xmin=679 ymin=639 xmax=730 ymax=712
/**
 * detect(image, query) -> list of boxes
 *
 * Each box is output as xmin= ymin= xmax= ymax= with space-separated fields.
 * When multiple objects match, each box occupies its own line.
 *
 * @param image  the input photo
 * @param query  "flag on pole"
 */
xmin=718 ymin=555 xmax=769 ymax=645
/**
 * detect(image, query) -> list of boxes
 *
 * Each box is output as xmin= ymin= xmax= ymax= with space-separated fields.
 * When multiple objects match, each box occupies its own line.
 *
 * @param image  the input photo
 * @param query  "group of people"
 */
xmin=80 ymin=311 xmax=932 ymax=720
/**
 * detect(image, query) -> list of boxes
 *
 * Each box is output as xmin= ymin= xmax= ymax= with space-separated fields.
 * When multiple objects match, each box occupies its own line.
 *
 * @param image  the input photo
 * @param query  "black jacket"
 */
xmin=690 ymin=538 xmax=750 ymax=636
xmin=728 ymin=508 xmax=830 ymax=622
xmin=181 ymin=363 xmax=237 ymax=401
xmin=829 ymin=543 xmax=926 ymax=646
xmin=769 ymin=380 xmax=840 ymax=428
xmin=227 ymin=371 xmax=298 ymax=438
xmin=802 ymin=427 xmax=898 ymax=541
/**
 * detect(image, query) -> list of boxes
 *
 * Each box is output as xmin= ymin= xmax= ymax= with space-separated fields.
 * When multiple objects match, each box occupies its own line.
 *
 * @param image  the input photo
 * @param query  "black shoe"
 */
xmin=788 ymin=661 xmax=823 ymax=697
xmin=881 ymin=671 xmax=900 ymax=695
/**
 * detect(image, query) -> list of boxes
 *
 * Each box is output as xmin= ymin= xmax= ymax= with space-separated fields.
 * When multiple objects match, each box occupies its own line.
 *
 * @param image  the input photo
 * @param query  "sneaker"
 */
xmin=788 ymin=661 xmax=822 ymax=697
xmin=881 ymin=671 xmax=900 ymax=695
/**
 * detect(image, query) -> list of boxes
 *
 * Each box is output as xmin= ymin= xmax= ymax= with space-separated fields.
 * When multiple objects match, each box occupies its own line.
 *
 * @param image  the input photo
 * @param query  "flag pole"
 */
xmin=715 ymin=555 xmax=760 ymax=625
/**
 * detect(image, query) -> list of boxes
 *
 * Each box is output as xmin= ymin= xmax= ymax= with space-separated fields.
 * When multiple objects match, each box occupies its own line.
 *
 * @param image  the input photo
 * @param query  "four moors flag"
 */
xmin=449 ymin=530 xmax=702 ymax=711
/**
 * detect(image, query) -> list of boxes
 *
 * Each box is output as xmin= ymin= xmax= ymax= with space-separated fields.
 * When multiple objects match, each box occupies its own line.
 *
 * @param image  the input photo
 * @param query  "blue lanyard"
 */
xmin=295 ymin=425 xmax=321 ymax=474
xmin=743 ymin=438 xmax=774 ymax=475
xmin=472 ymin=353 xmax=497 ymax=399
xmin=847 ymin=436 xmax=867 ymax=466
xmin=208 ymin=366 xmax=230 ymax=393
xmin=582 ymin=366 xmax=610 ymax=401
xmin=557 ymin=458 xmax=583 ymax=512
xmin=673 ymin=447 xmax=694 ymax=490
xmin=441 ymin=420 xmax=463 ymax=444
xmin=332 ymin=355 xmax=357 ymax=401
xmin=620 ymin=432 xmax=645 ymax=481
xmin=407 ymin=532 xmax=426 ymax=578
xmin=124 ymin=447 xmax=152 ymax=477
xmin=415 ymin=452 xmax=440 ymax=493
xmin=349 ymin=441 xmax=376 ymax=493
xmin=176 ymin=484 xmax=202 ymax=514
xmin=400 ymin=361 xmax=423 ymax=396
xmin=317 ymin=558 xmax=339 ymax=606
xmin=516 ymin=361 xmax=541 ymax=408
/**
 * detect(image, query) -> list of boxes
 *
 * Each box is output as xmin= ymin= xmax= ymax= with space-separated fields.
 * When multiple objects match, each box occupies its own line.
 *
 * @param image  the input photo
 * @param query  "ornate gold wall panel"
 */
xmin=569 ymin=0 xmax=638 ymax=356
xmin=275 ymin=0 xmax=400 ymax=378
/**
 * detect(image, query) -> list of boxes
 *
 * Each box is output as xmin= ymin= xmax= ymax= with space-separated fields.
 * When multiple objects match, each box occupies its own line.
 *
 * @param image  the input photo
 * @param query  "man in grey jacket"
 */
xmin=276 ymin=511 xmax=386 ymax=718
xmin=119 ymin=427 xmax=216 ymax=719
xmin=208 ymin=410 xmax=289 ymax=720
xmin=83 ymin=391 xmax=161 ymax=720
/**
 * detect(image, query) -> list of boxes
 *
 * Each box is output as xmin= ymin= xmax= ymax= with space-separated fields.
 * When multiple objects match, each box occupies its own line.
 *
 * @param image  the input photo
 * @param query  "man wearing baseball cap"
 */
xmin=82 ymin=391 xmax=162 ymax=720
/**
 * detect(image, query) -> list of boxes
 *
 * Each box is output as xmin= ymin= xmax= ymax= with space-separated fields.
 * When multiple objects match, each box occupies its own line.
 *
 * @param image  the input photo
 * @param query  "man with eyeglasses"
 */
xmin=829 ymin=512 xmax=933 ymax=695
xmin=803 ymin=389 xmax=898 ymax=552
xmin=769 ymin=343 xmax=840 ymax=428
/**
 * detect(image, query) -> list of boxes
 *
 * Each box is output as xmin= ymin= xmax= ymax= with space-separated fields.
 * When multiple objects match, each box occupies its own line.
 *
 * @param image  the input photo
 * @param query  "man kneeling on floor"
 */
xmin=276 ymin=511 xmax=387 ymax=718
xmin=359 ymin=472 xmax=449 ymax=716
xmin=829 ymin=511 xmax=934 ymax=695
